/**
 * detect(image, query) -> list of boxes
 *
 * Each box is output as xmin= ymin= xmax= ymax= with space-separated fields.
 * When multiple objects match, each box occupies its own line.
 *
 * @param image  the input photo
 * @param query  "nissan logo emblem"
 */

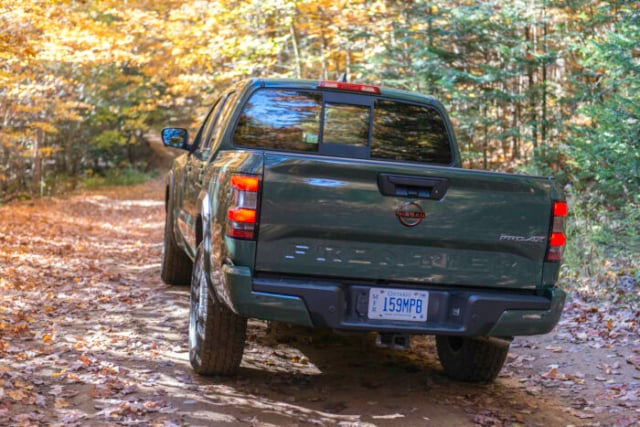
xmin=396 ymin=202 xmax=425 ymax=227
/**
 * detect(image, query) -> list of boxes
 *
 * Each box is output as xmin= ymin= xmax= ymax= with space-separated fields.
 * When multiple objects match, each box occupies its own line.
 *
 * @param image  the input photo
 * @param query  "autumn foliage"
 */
xmin=0 ymin=2 xmax=638 ymax=422
xmin=1 ymin=1 xmax=638 ymax=280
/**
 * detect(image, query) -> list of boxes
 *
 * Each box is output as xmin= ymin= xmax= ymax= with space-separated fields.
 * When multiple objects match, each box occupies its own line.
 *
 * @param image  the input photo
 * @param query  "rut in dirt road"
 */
xmin=0 ymin=179 xmax=636 ymax=426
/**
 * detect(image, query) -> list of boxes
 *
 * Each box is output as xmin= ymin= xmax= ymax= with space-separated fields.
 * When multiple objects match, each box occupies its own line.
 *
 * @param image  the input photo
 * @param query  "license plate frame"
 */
xmin=367 ymin=287 xmax=428 ymax=322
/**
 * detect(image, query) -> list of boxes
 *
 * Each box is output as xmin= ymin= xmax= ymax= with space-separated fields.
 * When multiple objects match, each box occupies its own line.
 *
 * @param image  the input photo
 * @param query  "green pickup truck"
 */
xmin=161 ymin=78 xmax=567 ymax=383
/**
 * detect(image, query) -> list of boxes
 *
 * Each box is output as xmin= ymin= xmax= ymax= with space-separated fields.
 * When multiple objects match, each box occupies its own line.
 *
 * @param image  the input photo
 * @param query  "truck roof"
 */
xmin=251 ymin=78 xmax=446 ymax=109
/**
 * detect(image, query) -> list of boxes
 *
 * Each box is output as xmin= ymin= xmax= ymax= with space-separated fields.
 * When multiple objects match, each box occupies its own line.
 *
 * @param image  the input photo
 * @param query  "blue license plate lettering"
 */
xmin=368 ymin=288 xmax=428 ymax=322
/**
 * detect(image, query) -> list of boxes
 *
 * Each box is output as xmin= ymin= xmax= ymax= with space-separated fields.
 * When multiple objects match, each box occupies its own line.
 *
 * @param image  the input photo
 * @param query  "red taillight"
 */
xmin=554 ymin=201 xmax=568 ymax=217
xmin=550 ymin=232 xmax=566 ymax=247
xmin=318 ymin=80 xmax=381 ymax=95
xmin=228 ymin=208 xmax=256 ymax=223
xmin=230 ymin=175 xmax=259 ymax=192
xmin=227 ymin=174 xmax=259 ymax=240
xmin=546 ymin=201 xmax=568 ymax=262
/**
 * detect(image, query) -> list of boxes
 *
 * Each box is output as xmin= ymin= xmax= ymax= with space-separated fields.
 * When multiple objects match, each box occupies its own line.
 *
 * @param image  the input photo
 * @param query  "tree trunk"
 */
xmin=526 ymin=24 xmax=538 ymax=159
xmin=32 ymin=128 xmax=42 ymax=196
xmin=289 ymin=20 xmax=301 ymax=78
xmin=541 ymin=1 xmax=548 ymax=160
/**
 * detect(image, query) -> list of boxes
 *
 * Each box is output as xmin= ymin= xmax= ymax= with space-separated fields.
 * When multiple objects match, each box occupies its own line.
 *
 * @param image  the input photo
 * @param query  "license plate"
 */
xmin=368 ymin=288 xmax=428 ymax=322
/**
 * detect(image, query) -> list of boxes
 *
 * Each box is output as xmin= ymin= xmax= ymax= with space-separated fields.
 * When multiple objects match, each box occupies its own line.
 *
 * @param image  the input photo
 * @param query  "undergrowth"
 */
xmin=561 ymin=192 xmax=640 ymax=302
xmin=81 ymin=167 xmax=159 ymax=189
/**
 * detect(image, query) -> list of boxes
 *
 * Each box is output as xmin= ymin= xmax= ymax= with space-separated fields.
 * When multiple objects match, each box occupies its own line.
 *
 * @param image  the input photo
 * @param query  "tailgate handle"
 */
xmin=377 ymin=173 xmax=449 ymax=200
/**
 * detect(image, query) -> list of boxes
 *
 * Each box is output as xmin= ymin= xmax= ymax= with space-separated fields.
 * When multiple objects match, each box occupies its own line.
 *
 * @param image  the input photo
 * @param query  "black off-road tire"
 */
xmin=160 ymin=197 xmax=192 ymax=286
xmin=436 ymin=335 xmax=510 ymax=383
xmin=189 ymin=243 xmax=247 ymax=375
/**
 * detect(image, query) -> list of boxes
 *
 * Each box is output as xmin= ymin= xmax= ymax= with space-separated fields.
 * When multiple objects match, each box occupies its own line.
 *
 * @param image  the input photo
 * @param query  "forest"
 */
xmin=1 ymin=0 xmax=638 ymax=287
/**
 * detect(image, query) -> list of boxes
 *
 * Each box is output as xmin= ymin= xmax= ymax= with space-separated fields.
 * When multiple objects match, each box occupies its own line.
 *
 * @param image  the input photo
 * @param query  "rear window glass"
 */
xmin=372 ymin=100 xmax=452 ymax=164
xmin=233 ymin=90 xmax=321 ymax=151
xmin=233 ymin=89 xmax=452 ymax=164
xmin=323 ymin=102 xmax=370 ymax=147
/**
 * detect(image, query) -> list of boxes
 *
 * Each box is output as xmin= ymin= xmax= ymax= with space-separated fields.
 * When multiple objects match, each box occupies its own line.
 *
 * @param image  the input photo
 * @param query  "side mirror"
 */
xmin=161 ymin=128 xmax=189 ymax=150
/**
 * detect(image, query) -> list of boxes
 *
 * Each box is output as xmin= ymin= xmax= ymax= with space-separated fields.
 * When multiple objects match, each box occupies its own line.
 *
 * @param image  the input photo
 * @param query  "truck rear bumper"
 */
xmin=221 ymin=265 xmax=565 ymax=337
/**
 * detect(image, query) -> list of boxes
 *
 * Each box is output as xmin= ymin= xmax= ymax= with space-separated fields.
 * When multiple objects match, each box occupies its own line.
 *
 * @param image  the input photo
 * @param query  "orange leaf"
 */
xmin=9 ymin=389 xmax=26 ymax=401
xmin=542 ymin=367 xmax=558 ymax=379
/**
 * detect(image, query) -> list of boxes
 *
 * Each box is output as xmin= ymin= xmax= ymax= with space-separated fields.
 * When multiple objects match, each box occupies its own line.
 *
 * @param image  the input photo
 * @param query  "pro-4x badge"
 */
xmin=396 ymin=202 xmax=425 ymax=227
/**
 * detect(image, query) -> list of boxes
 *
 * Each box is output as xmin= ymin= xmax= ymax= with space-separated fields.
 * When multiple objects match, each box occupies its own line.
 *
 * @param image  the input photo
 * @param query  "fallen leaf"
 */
xmin=55 ymin=398 xmax=70 ymax=409
xmin=8 ymin=390 xmax=26 ymax=402
xmin=52 ymin=369 xmax=67 ymax=379
xmin=567 ymin=408 xmax=595 ymax=419
xmin=542 ymin=367 xmax=558 ymax=379
xmin=372 ymin=413 xmax=405 ymax=419
xmin=35 ymin=394 xmax=47 ymax=406
xmin=627 ymin=355 xmax=640 ymax=370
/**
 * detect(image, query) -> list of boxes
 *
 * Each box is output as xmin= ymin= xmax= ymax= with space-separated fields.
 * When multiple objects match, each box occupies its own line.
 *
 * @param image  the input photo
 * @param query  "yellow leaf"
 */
xmin=52 ymin=369 xmax=67 ymax=378
xmin=55 ymin=398 xmax=70 ymax=408
xmin=0 ymin=69 xmax=13 ymax=80
xmin=9 ymin=389 xmax=26 ymax=401
xmin=31 ymin=121 xmax=59 ymax=134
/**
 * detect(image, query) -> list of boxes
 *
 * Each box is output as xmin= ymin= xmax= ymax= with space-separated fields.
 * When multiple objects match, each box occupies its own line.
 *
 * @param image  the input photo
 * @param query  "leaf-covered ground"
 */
xmin=0 ymin=179 xmax=638 ymax=426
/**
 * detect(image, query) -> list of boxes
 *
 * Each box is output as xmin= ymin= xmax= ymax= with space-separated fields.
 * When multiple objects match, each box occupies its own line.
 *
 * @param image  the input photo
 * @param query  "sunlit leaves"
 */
xmin=567 ymin=7 xmax=640 ymax=208
xmin=1 ymin=0 xmax=638 ymax=228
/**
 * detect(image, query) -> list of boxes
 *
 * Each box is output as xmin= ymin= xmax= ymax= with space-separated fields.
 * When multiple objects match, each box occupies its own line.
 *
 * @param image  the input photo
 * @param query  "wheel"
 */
xmin=160 ymin=193 xmax=192 ymax=285
xmin=189 ymin=243 xmax=247 ymax=375
xmin=435 ymin=335 xmax=510 ymax=383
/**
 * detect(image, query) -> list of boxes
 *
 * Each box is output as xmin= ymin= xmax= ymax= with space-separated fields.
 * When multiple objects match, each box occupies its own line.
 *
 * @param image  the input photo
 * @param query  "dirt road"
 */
xmin=1 ymin=178 xmax=638 ymax=426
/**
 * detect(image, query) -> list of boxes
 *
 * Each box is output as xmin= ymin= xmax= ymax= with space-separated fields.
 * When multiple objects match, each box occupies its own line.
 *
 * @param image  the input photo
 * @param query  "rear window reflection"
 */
xmin=233 ymin=89 xmax=452 ymax=165
xmin=372 ymin=100 xmax=452 ymax=164
xmin=234 ymin=90 xmax=321 ymax=151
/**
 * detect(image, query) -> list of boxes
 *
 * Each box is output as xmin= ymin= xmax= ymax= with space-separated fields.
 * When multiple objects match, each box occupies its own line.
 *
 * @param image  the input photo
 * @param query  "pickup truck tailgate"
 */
xmin=255 ymin=152 xmax=553 ymax=289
